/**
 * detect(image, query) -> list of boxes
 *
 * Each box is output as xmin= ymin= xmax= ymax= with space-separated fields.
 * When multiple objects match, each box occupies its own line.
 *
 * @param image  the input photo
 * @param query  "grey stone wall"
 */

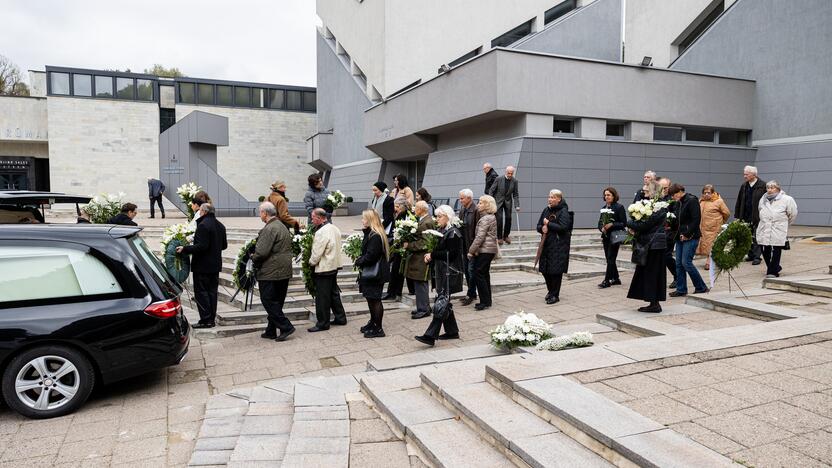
xmin=327 ymin=159 xmax=383 ymax=203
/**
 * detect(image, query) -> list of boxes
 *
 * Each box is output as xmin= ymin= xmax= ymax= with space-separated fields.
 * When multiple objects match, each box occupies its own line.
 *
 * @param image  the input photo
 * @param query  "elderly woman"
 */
xmin=405 ymin=201 xmax=436 ymax=319
xmin=356 ymin=210 xmax=391 ymax=338
xmin=415 ymin=205 xmax=463 ymax=346
xmin=757 ymin=180 xmax=798 ymax=278
xmin=303 ymin=173 xmax=330 ymax=223
xmin=697 ymin=184 xmax=730 ymax=270
xmin=598 ymin=187 xmax=627 ymax=289
xmin=537 ymin=189 xmax=573 ymax=304
xmin=383 ymin=198 xmax=411 ymax=301
xmin=626 ymin=181 xmax=667 ymax=313
xmin=391 ymin=174 xmax=414 ymax=207
xmin=468 ymin=195 xmax=498 ymax=310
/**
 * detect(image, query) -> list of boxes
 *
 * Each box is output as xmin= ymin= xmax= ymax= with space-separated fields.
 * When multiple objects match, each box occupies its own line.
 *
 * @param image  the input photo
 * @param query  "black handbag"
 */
xmin=432 ymin=251 xmax=454 ymax=320
xmin=610 ymin=229 xmax=628 ymax=245
xmin=359 ymin=259 xmax=382 ymax=281
xmin=783 ymin=240 xmax=791 ymax=251
xmin=631 ymin=240 xmax=649 ymax=267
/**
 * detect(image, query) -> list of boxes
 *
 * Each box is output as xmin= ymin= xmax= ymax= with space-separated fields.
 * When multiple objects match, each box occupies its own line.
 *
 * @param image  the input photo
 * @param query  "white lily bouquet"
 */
xmin=84 ymin=192 xmax=126 ymax=224
xmin=392 ymin=213 xmax=420 ymax=252
xmin=490 ymin=311 xmax=553 ymax=350
xmin=536 ymin=331 xmax=594 ymax=351
xmin=324 ymin=190 xmax=345 ymax=211
xmin=176 ymin=182 xmax=203 ymax=220
xmin=342 ymin=233 xmax=363 ymax=267
xmin=627 ymin=199 xmax=670 ymax=221
xmin=291 ymin=228 xmax=307 ymax=259
xmin=160 ymin=222 xmax=195 ymax=253
xmin=600 ymin=207 xmax=615 ymax=225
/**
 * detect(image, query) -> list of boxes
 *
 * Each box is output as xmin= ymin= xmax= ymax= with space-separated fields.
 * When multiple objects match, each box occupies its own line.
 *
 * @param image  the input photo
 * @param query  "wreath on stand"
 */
xmin=711 ymin=221 xmax=753 ymax=272
xmin=232 ymin=239 xmax=258 ymax=292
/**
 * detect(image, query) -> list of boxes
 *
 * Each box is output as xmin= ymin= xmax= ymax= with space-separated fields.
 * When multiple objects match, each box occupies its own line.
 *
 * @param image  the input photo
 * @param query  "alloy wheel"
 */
xmin=14 ymin=355 xmax=80 ymax=411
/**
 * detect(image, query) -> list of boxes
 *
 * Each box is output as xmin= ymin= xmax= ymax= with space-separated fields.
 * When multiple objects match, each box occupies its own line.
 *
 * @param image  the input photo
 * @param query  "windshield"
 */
xmin=130 ymin=235 xmax=179 ymax=288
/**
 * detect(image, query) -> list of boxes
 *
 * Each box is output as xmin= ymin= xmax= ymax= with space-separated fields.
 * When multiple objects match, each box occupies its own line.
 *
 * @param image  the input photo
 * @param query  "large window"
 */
xmin=606 ymin=122 xmax=625 ymax=139
xmin=677 ymin=3 xmax=724 ymax=55
xmin=718 ymin=130 xmax=749 ymax=146
xmin=73 ymin=74 xmax=92 ymax=96
xmin=448 ymin=48 xmax=480 ymax=67
xmin=136 ymin=79 xmax=154 ymax=101
xmin=554 ymin=119 xmax=574 ymax=134
xmin=251 ymin=88 xmax=264 ymax=108
xmin=198 ymin=83 xmax=214 ymax=105
xmin=491 ymin=19 xmax=533 ymax=48
xmin=654 ymin=126 xmax=683 ymax=142
xmin=685 ymin=128 xmax=715 ymax=143
xmin=50 ymin=72 xmax=70 ymax=95
xmin=234 ymin=87 xmax=250 ymax=107
xmin=116 ymin=77 xmax=134 ymax=99
xmin=0 ymin=246 xmax=123 ymax=303
xmin=286 ymin=91 xmax=302 ymax=110
xmin=178 ymin=82 xmax=195 ymax=104
xmin=216 ymin=85 xmax=233 ymax=106
xmin=545 ymin=0 xmax=577 ymax=25
xmin=269 ymin=89 xmax=285 ymax=109
xmin=95 ymin=76 xmax=113 ymax=97
xmin=302 ymin=91 xmax=316 ymax=112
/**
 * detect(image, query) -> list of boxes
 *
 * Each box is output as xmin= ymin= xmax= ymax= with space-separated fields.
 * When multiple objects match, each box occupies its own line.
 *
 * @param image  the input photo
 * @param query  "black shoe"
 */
xmin=474 ymin=303 xmax=491 ymax=311
xmin=598 ymin=281 xmax=611 ymax=289
xmin=149 ymin=216 xmax=155 ymax=219
xmin=609 ymin=279 xmax=622 ymax=286
xmin=412 ymin=311 xmax=431 ymax=319
xmin=752 ymin=259 xmax=762 ymax=265
xmin=438 ymin=333 xmax=460 ymax=340
xmin=307 ymin=326 xmax=329 ymax=332
xmin=161 ymin=214 xmax=165 ymax=219
xmin=330 ymin=320 xmax=348 ymax=326
xmin=669 ymin=291 xmax=686 ymax=297
xmin=276 ymin=327 xmax=295 ymax=342
xmin=360 ymin=320 xmax=374 ymax=333
xmin=460 ymin=297 xmax=476 ymax=306
xmin=414 ymin=335 xmax=435 ymax=346
xmin=668 ymin=280 xmax=677 ymax=289
xmin=546 ymin=296 xmax=559 ymax=305
xmin=382 ymin=294 xmax=397 ymax=301
xmin=193 ymin=322 xmax=215 ymax=329
xmin=638 ymin=304 xmax=662 ymax=313
xmin=261 ymin=330 xmax=277 ymax=339
xmin=693 ymin=287 xmax=710 ymax=294
xmin=364 ymin=328 xmax=386 ymax=338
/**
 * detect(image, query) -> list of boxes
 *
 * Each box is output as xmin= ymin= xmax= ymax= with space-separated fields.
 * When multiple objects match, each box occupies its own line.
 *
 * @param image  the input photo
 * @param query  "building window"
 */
xmin=115 ymin=77 xmax=134 ymax=99
xmin=73 ymin=74 xmax=92 ymax=96
xmin=95 ymin=76 xmax=113 ymax=97
xmin=251 ymin=88 xmax=264 ymax=108
xmin=286 ymin=90 xmax=302 ymax=110
xmin=554 ymin=119 xmax=574 ymax=134
xmin=545 ymin=0 xmax=577 ymax=25
xmin=178 ymin=82 xmax=195 ymax=104
xmin=216 ymin=85 xmax=232 ymax=106
xmin=491 ymin=19 xmax=533 ymax=48
xmin=234 ymin=87 xmax=250 ymax=107
xmin=685 ymin=127 xmax=714 ymax=143
xmin=269 ymin=89 xmax=284 ymax=109
xmin=136 ymin=79 xmax=154 ymax=101
xmin=50 ymin=72 xmax=70 ymax=95
xmin=198 ymin=83 xmax=214 ymax=105
xmin=654 ymin=126 xmax=683 ymax=142
xmin=718 ymin=130 xmax=748 ymax=146
xmin=448 ymin=48 xmax=480 ymax=67
xmin=677 ymin=2 xmax=724 ymax=55
xmin=160 ymin=108 xmax=176 ymax=133
xmin=302 ymin=91 xmax=316 ymax=112
xmin=606 ymin=122 xmax=625 ymax=138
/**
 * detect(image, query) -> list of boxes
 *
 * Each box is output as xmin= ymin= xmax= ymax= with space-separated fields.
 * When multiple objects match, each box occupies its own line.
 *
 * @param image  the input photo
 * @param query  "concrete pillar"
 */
xmin=626 ymin=122 xmax=654 ymax=142
xmin=575 ymin=118 xmax=606 ymax=139
xmin=525 ymin=114 xmax=554 ymax=136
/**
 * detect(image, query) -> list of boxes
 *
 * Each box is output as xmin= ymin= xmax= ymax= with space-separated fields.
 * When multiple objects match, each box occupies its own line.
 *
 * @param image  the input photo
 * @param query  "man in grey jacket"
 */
xmin=487 ymin=165 xmax=520 ymax=244
xmin=147 ymin=177 xmax=165 ymax=219
xmin=251 ymin=202 xmax=296 ymax=341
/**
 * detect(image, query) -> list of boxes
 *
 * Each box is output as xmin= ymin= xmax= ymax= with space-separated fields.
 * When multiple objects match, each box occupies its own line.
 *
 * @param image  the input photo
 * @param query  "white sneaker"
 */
xmin=765 ymin=274 xmax=776 ymax=278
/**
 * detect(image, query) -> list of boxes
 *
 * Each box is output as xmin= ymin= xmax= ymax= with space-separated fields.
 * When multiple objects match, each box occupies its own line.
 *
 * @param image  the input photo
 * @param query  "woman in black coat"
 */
xmin=356 ymin=210 xmax=391 ymax=338
xmin=626 ymin=185 xmax=668 ymax=313
xmin=598 ymin=187 xmax=627 ymax=288
xmin=415 ymin=205 xmax=463 ymax=346
xmin=537 ymin=189 xmax=572 ymax=305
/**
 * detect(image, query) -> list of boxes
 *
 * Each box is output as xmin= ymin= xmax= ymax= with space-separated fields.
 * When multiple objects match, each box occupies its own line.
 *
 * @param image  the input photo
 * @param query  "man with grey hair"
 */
xmin=735 ymin=165 xmax=766 ymax=264
xmin=176 ymin=203 xmax=227 ymax=328
xmin=488 ymin=165 xmax=520 ymax=244
xmin=458 ymin=188 xmax=479 ymax=305
xmin=634 ymin=170 xmax=657 ymax=203
xmin=483 ymin=163 xmax=498 ymax=195
xmin=251 ymin=202 xmax=296 ymax=341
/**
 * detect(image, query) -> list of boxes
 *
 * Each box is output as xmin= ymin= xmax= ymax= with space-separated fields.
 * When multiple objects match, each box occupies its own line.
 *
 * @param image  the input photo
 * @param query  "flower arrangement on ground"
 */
xmin=489 ymin=311 xmax=553 ymax=350
xmin=176 ymin=182 xmax=202 ymax=220
xmin=84 ymin=192 xmax=125 ymax=224
xmin=536 ymin=331 xmax=594 ymax=351
xmin=293 ymin=228 xmax=317 ymax=295
xmin=160 ymin=223 xmax=195 ymax=283
xmin=324 ymin=190 xmax=345 ymax=211
xmin=232 ymin=239 xmax=257 ymax=292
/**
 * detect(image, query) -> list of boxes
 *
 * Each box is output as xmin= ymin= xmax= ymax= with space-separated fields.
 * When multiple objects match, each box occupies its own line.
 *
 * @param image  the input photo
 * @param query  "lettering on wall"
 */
xmin=2 ymin=128 xmax=47 ymax=140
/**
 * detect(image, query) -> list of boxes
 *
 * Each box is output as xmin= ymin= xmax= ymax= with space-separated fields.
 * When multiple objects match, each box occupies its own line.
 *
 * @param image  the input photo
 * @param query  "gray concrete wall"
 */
xmin=326 ymin=159 xmax=384 ymax=203
xmin=514 ymin=0 xmax=622 ymax=62
xmin=670 ymin=0 xmax=832 ymax=142
xmin=756 ymin=140 xmax=832 ymax=226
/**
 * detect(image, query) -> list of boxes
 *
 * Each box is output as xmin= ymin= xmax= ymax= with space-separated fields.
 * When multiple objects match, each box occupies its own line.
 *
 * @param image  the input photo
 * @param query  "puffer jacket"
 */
xmin=756 ymin=192 xmax=798 ymax=247
xmin=304 ymin=187 xmax=331 ymax=219
xmin=469 ymin=213 xmax=498 ymax=255
xmin=250 ymin=218 xmax=293 ymax=281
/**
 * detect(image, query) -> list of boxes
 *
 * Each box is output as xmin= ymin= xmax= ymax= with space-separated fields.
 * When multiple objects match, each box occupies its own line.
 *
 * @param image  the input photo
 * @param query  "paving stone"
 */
xmin=485 ymin=347 xmax=633 ymax=385
xmin=188 ymin=449 xmax=232 ymax=466
xmin=281 ymin=452 xmax=349 ymax=468
xmin=203 ymin=406 xmax=248 ymax=419
xmin=645 ymin=366 xmax=718 ymax=390
xmin=55 ymin=436 xmax=115 ymax=462
xmin=408 ymin=419 xmax=514 ymax=468
xmin=247 ymin=402 xmax=294 ymax=416
xmin=787 ymin=363 xmax=832 ymax=386
xmin=63 ymin=419 xmax=119 ymax=443
xmin=229 ymin=434 xmax=289 ymax=462
xmin=670 ymin=422 xmax=745 ymax=455
xmin=549 ymin=321 xmax=615 ymax=336
xmin=512 ymin=432 xmax=613 ymax=468
xmin=205 ymin=394 xmax=249 ymax=411
xmin=194 ymin=436 xmax=239 ymax=451
xmin=615 ymin=428 xmax=734 ymax=467
xmin=666 ymin=387 xmax=752 ymax=415
xmin=602 ymin=334 xmax=729 ymax=362
xmin=110 ymin=435 xmax=167 ymax=465
xmin=359 ymin=367 xmax=424 ymax=395
xmin=369 ymin=388 xmax=453 ymax=435
xmin=710 ymin=378 xmax=793 ymax=406
xmin=198 ymin=417 xmax=244 ymax=438
xmin=367 ymin=353 xmax=437 ymax=371
xmin=742 ymin=401 xmax=832 ymax=434
xmin=348 ymin=400 xmax=379 ymax=420
xmin=786 ymin=392 xmax=832 ymax=418
xmin=622 ymin=395 xmax=707 ymax=425
xmin=284 ymin=436 xmax=349 ymax=454
xmin=419 ymin=357 xmax=512 ymax=392
xmin=290 ymin=419 xmax=350 ymax=438
xmin=696 ymin=411 xmax=794 ymax=447
xmin=240 ymin=415 xmax=293 ymax=436
xmin=782 ymin=429 xmax=832 ymax=464
xmin=582 ymin=382 xmax=634 ymax=403
xmin=350 ymin=418 xmax=398 ymax=444
xmin=294 ymin=382 xmax=346 ymax=407
xmin=349 ymin=441 xmax=410 ymax=468
xmin=731 ymin=442 xmax=827 ymax=468
xmin=428 ymin=343 xmax=509 ymax=362
xmin=249 ymin=386 xmax=293 ymax=403
xmin=116 ymin=418 xmax=167 ymax=442
xmin=602 ymin=373 xmax=678 ymax=399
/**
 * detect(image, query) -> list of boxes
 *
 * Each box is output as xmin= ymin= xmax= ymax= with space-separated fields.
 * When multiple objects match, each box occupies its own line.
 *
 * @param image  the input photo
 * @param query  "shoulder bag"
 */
xmin=610 ymin=229 xmax=628 ymax=245
xmin=359 ymin=259 xmax=382 ymax=281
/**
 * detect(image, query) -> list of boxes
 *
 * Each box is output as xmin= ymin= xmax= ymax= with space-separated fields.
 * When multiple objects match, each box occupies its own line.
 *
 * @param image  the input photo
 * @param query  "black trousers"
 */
xmin=149 ymin=196 xmax=165 ymax=218
xmin=473 ymin=253 xmax=495 ymax=306
xmin=761 ymin=245 xmax=783 ymax=276
xmin=259 ymin=279 xmax=293 ymax=333
xmin=313 ymin=272 xmax=346 ymax=328
xmin=495 ymin=204 xmax=513 ymax=239
xmin=602 ymin=238 xmax=620 ymax=282
xmin=463 ymin=254 xmax=477 ymax=299
xmin=544 ymin=273 xmax=563 ymax=298
xmin=193 ymin=272 xmax=219 ymax=324
xmin=745 ymin=221 xmax=762 ymax=261
xmin=423 ymin=306 xmax=459 ymax=340
xmin=387 ymin=255 xmax=414 ymax=296
xmin=665 ymin=232 xmax=677 ymax=280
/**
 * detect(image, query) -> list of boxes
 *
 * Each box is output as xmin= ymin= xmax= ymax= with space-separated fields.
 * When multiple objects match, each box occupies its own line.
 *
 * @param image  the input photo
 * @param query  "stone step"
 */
xmin=570 ymin=252 xmax=632 ymax=271
xmin=511 ymin=376 xmax=735 ymax=467
xmin=408 ymin=419 xmax=516 ymax=468
xmin=596 ymin=304 xmax=706 ymax=337
xmin=685 ymin=293 xmax=813 ymax=320
xmin=763 ymin=275 xmax=832 ymax=298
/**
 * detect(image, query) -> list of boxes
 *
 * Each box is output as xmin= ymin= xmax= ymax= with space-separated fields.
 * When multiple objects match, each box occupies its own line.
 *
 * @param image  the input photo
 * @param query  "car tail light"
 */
xmin=144 ymin=298 xmax=182 ymax=319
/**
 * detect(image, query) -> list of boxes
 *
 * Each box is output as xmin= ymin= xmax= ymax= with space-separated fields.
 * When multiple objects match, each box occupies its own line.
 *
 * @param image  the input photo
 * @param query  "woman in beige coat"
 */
xmin=697 ymin=184 xmax=730 ymax=270
xmin=468 ymin=195 xmax=498 ymax=310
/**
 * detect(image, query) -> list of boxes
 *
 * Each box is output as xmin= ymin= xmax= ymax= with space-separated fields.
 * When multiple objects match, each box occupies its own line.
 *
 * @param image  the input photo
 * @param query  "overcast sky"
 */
xmin=1 ymin=0 xmax=319 ymax=86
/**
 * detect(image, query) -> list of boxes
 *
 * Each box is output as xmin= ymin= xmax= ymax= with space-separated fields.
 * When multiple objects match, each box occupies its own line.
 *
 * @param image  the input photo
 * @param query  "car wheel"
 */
xmin=1 ymin=346 xmax=95 ymax=419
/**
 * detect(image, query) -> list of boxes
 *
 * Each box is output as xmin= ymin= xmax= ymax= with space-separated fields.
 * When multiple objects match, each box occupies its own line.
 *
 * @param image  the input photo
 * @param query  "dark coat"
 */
xmin=181 ymin=213 xmax=228 ymax=274
xmin=488 ymin=175 xmax=520 ymax=209
xmin=430 ymin=226 xmax=464 ymax=295
xmin=597 ymin=202 xmax=626 ymax=239
xmin=381 ymin=196 xmax=395 ymax=231
xmin=77 ymin=217 xmax=91 ymax=224
xmin=627 ymin=210 xmax=667 ymax=251
xmin=735 ymin=178 xmax=767 ymax=226
xmin=148 ymin=178 xmax=165 ymax=198
xmin=484 ymin=168 xmax=498 ymax=195
xmin=633 ymin=189 xmax=650 ymax=204
xmin=458 ymin=201 xmax=480 ymax=251
xmin=107 ymin=213 xmax=137 ymax=226
xmin=250 ymin=218 xmax=293 ymax=281
xmin=536 ymin=202 xmax=572 ymax=275
xmin=676 ymin=193 xmax=702 ymax=240
xmin=355 ymin=228 xmax=390 ymax=286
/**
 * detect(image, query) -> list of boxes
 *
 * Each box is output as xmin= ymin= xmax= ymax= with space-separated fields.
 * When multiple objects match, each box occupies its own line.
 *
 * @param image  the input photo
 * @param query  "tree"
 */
xmin=0 ymin=55 xmax=30 ymax=96
xmin=144 ymin=64 xmax=184 ymax=78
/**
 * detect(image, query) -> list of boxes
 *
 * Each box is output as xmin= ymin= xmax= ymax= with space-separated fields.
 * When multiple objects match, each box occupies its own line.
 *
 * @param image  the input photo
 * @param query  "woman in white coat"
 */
xmin=756 ymin=180 xmax=798 ymax=278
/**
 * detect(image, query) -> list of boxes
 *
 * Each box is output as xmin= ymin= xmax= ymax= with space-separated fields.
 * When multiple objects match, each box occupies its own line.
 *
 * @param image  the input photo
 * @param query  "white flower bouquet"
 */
xmin=160 ymin=222 xmax=195 ymax=253
xmin=176 ymin=182 xmax=202 ymax=220
xmin=291 ymin=229 xmax=307 ymax=259
xmin=84 ymin=192 xmax=125 ymax=224
xmin=627 ymin=199 xmax=670 ymax=221
xmin=392 ymin=213 xmax=420 ymax=249
xmin=450 ymin=217 xmax=463 ymax=229
xmin=536 ymin=332 xmax=594 ymax=351
xmin=490 ymin=311 xmax=553 ymax=350
xmin=342 ymin=233 xmax=363 ymax=262
xmin=599 ymin=207 xmax=615 ymax=226
xmin=324 ymin=190 xmax=345 ymax=210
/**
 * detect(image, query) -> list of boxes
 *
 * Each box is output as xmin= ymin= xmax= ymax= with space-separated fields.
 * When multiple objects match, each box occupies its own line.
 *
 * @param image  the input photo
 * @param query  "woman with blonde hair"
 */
xmin=355 ymin=210 xmax=391 ymax=338
xmin=697 ymin=184 xmax=730 ymax=270
xmin=467 ymin=195 xmax=498 ymax=310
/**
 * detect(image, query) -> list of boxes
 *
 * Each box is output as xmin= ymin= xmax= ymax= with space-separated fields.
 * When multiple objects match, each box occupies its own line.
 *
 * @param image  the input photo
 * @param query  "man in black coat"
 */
xmin=668 ymin=184 xmax=708 ymax=297
xmin=177 ymin=203 xmax=228 ymax=328
xmin=457 ymin=188 xmax=480 ymax=306
xmin=107 ymin=203 xmax=138 ymax=226
xmin=488 ymin=165 xmax=520 ymax=244
xmin=147 ymin=177 xmax=166 ymax=219
xmin=483 ymin=163 xmax=498 ymax=195
xmin=658 ymin=177 xmax=678 ymax=289
xmin=734 ymin=165 xmax=766 ymax=265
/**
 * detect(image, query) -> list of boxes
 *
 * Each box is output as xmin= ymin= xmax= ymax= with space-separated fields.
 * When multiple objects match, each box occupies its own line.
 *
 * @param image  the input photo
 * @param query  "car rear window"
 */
xmin=130 ymin=236 xmax=177 ymax=286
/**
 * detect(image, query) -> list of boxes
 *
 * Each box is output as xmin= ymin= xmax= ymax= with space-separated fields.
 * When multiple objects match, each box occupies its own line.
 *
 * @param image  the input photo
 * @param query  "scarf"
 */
xmin=371 ymin=192 xmax=387 ymax=217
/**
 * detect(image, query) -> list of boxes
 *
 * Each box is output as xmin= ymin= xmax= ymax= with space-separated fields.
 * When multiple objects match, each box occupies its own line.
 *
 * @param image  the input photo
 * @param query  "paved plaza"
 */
xmin=1 ymin=216 xmax=831 ymax=467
